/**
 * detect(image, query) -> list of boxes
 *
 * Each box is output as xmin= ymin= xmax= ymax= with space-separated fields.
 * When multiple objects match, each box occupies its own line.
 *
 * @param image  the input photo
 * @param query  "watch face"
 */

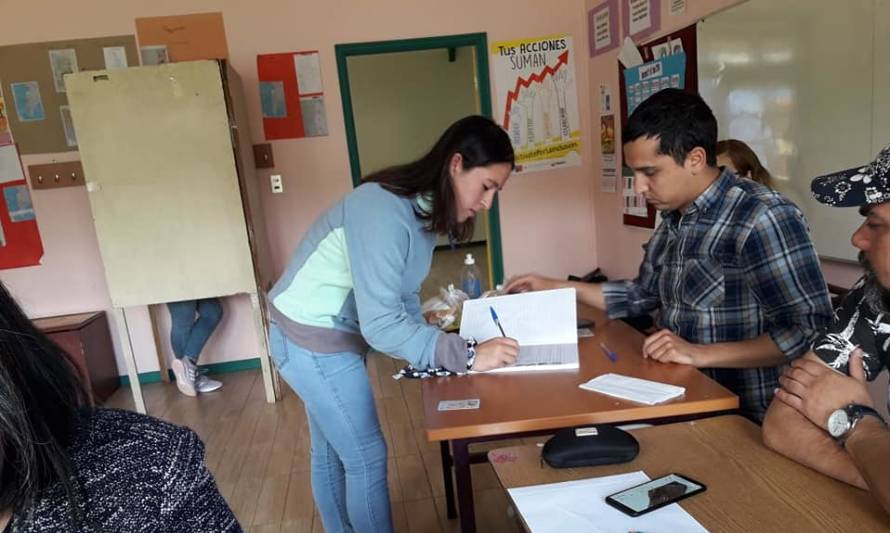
xmin=828 ymin=409 xmax=850 ymax=438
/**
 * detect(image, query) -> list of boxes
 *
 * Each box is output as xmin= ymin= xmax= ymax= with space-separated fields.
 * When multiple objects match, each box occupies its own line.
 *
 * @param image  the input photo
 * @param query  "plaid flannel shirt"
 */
xmin=603 ymin=170 xmax=833 ymax=421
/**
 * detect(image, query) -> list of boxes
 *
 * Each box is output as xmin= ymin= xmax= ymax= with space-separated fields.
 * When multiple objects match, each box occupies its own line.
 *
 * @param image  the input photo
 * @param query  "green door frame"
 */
xmin=334 ymin=32 xmax=506 ymax=286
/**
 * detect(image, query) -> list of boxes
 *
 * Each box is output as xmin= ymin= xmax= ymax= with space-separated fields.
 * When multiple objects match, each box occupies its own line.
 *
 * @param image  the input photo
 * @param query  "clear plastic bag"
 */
xmin=421 ymin=284 xmax=469 ymax=330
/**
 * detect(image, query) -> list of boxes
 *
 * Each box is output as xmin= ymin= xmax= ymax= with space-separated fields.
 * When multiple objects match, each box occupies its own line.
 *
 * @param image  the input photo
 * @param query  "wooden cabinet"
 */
xmin=33 ymin=311 xmax=119 ymax=404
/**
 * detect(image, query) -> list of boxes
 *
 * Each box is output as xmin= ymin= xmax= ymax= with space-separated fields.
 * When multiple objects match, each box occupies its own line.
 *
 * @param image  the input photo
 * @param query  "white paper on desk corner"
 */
xmin=460 ymin=288 xmax=578 ymax=372
xmin=508 ymin=471 xmax=709 ymax=533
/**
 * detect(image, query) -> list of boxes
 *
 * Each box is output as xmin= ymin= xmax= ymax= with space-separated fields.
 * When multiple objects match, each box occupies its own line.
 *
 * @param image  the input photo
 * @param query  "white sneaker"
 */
xmin=171 ymin=358 xmax=197 ymax=397
xmin=195 ymin=371 xmax=223 ymax=393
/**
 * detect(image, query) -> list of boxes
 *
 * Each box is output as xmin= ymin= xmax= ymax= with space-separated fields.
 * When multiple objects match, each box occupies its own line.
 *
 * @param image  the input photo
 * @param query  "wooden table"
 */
xmin=489 ymin=415 xmax=889 ymax=532
xmin=422 ymin=307 xmax=739 ymax=532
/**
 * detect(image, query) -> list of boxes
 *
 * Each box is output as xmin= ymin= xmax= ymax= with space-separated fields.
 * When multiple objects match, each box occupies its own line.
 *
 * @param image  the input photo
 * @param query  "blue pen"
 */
xmin=600 ymin=342 xmax=618 ymax=363
xmin=489 ymin=306 xmax=507 ymax=337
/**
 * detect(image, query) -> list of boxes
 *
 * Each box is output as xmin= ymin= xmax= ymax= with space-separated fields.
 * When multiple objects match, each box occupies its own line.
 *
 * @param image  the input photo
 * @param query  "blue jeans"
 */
xmin=167 ymin=298 xmax=223 ymax=363
xmin=268 ymin=323 xmax=392 ymax=533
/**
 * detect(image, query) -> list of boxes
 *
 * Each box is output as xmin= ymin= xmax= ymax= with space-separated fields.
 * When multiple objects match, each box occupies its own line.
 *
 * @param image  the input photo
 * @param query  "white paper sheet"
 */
xmin=0 ymin=144 xmax=24 ymax=184
xmin=508 ymin=471 xmax=709 ymax=533
xmin=295 ymin=52 xmax=323 ymax=95
xmin=579 ymin=373 xmax=685 ymax=405
xmin=460 ymin=288 xmax=578 ymax=371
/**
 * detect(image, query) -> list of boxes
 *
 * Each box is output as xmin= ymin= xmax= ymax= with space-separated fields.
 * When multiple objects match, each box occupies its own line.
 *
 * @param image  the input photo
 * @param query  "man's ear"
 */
xmin=685 ymin=146 xmax=709 ymax=174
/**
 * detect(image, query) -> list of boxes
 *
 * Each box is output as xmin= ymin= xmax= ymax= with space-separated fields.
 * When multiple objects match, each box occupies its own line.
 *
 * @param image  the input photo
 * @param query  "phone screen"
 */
xmin=607 ymin=474 xmax=704 ymax=515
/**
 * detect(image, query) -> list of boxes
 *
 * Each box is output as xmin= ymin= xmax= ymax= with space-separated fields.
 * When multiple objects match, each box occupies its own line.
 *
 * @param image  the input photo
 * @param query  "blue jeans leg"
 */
xmin=268 ymin=323 xmax=392 ymax=533
xmin=183 ymin=298 xmax=223 ymax=362
xmin=167 ymin=298 xmax=223 ymax=363
xmin=167 ymin=300 xmax=197 ymax=360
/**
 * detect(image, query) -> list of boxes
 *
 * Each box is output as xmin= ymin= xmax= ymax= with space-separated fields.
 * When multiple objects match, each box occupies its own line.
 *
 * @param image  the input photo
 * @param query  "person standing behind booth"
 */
xmin=267 ymin=115 xmax=520 ymax=532
xmin=506 ymin=89 xmax=833 ymax=422
xmin=168 ymin=298 xmax=224 ymax=397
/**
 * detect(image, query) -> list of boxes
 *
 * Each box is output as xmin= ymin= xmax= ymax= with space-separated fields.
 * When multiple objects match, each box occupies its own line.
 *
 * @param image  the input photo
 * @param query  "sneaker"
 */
xmin=171 ymin=358 xmax=197 ymax=397
xmin=195 ymin=370 xmax=223 ymax=393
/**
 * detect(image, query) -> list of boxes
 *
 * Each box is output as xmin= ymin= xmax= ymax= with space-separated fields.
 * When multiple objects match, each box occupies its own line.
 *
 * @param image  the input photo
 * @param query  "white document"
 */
xmin=0 ymin=144 xmax=24 ymax=184
xmin=460 ymin=288 xmax=578 ymax=372
xmin=509 ymin=471 xmax=708 ymax=533
xmin=617 ymin=36 xmax=644 ymax=68
xmin=628 ymin=0 xmax=653 ymax=36
xmin=580 ymin=373 xmax=685 ymax=405
xmin=103 ymin=46 xmax=129 ymax=69
xmin=294 ymin=52 xmax=323 ymax=95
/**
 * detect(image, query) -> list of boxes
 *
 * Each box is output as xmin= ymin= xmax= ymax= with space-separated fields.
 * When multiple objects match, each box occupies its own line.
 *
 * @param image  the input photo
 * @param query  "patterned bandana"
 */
xmin=811 ymin=143 xmax=890 ymax=207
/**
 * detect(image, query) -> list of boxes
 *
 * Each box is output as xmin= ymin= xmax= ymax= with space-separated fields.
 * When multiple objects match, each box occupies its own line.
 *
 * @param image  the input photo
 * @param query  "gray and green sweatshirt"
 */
xmin=268 ymin=182 xmax=469 ymax=372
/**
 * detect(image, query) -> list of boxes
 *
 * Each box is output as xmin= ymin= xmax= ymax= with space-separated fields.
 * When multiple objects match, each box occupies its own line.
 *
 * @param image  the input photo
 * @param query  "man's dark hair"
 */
xmin=622 ymin=88 xmax=718 ymax=167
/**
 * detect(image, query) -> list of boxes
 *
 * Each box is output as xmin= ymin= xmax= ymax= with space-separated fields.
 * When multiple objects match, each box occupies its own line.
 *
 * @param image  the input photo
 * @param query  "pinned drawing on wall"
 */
xmin=492 ymin=34 xmax=582 ymax=174
xmin=0 ymin=87 xmax=12 ymax=146
xmin=0 ymin=145 xmax=43 ymax=268
xmin=10 ymin=82 xmax=45 ymax=122
xmin=4 ymin=185 xmax=34 ymax=222
xmin=589 ymin=0 xmax=620 ymax=58
xmin=103 ymin=46 xmax=129 ymax=69
xmin=140 ymin=45 xmax=169 ymax=66
xmin=622 ymin=0 xmax=661 ymax=40
xmin=135 ymin=12 xmax=228 ymax=62
xmin=59 ymin=105 xmax=77 ymax=147
xmin=48 ymin=48 xmax=79 ymax=92
xmin=257 ymin=50 xmax=329 ymax=139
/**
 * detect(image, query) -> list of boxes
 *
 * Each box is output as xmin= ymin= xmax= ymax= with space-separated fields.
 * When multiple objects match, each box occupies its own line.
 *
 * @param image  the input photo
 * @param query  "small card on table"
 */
xmin=437 ymin=399 xmax=481 ymax=411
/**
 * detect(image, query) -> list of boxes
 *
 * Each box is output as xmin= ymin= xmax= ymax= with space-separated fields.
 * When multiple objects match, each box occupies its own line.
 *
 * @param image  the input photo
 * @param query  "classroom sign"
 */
xmin=492 ymin=34 xmax=581 ymax=174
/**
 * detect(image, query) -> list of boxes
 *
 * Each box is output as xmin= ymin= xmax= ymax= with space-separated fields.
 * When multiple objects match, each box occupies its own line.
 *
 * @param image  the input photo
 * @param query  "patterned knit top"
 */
xmin=7 ymin=408 xmax=241 ymax=532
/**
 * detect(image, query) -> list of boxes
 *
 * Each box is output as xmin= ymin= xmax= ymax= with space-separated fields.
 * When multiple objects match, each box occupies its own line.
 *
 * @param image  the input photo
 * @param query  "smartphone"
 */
xmin=605 ymin=473 xmax=706 ymax=517
xmin=577 ymin=318 xmax=595 ymax=329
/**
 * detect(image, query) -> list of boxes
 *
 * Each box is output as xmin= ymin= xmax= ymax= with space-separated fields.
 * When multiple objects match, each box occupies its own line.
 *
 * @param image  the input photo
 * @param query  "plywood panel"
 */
xmin=66 ymin=60 xmax=255 ymax=307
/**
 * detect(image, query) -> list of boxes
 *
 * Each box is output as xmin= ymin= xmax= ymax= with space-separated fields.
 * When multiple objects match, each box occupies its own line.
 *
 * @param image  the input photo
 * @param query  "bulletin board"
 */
xmin=0 ymin=35 xmax=139 ymax=154
xmin=619 ymin=23 xmax=698 ymax=228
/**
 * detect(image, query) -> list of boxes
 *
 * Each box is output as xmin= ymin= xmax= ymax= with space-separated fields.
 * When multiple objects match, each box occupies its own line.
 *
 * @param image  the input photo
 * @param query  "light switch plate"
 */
xmin=271 ymin=174 xmax=284 ymax=193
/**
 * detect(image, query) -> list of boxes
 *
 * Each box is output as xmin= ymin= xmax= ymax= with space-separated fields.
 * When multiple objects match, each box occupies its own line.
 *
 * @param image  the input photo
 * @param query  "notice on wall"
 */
xmin=492 ymin=34 xmax=581 ymax=174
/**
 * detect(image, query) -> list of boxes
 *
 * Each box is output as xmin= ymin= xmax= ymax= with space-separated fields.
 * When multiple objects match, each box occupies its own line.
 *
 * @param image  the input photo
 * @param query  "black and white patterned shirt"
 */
xmin=813 ymin=279 xmax=890 ymax=412
xmin=8 ymin=408 xmax=241 ymax=533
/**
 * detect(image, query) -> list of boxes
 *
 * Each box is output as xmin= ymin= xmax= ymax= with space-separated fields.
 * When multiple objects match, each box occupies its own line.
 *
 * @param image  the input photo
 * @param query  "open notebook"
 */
xmin=460 ymin=288 xmax=578 ymax=372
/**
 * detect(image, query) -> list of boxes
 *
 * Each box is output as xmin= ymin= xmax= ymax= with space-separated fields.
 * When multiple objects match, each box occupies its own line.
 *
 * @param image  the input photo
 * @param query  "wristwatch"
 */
xmin=827 ymin=403 xmax=886 ymax=446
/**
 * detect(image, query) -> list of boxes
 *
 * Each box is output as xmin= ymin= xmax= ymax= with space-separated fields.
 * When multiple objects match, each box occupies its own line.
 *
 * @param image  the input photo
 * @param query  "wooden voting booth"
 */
xmin=66 ymin=60 xmax=278 ymax=412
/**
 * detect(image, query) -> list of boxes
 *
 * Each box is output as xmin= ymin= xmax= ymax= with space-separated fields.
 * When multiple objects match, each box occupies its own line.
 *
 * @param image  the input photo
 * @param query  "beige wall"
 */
xmin=0 ymin=0 xmax=598 ymax=374
xmin=350 ymin=47 xmax=479 ymax=175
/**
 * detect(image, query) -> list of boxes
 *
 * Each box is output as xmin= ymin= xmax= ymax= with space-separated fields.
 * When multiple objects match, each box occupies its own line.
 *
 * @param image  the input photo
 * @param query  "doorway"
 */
xmin=335 ymin=33 xmax=505 ymax=302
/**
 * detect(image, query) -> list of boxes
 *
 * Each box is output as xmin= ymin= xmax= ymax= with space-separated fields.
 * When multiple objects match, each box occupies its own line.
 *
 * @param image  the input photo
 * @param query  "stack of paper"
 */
xmin=508 ymin=471 xmax=708 ymax=532
xmin=460 ymin=288 xmax=578 ymax=372
xmin=579 ymin=373 xmax=685 ymax=405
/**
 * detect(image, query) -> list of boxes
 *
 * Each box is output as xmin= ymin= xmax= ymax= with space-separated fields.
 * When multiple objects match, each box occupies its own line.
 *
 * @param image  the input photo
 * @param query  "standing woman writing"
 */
xmin=267 ymin=115 xmax=519 ymax=532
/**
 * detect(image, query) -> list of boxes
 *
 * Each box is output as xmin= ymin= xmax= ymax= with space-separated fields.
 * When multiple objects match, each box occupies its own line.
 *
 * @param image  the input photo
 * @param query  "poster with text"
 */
xmin=492 ymin=34 xmax=581 ymax=174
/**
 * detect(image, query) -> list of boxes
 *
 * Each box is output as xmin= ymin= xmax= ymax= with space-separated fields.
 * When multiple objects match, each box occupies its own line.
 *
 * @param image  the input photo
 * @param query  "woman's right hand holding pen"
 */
xmin=472 ymin=337 xmax=520 ymax=371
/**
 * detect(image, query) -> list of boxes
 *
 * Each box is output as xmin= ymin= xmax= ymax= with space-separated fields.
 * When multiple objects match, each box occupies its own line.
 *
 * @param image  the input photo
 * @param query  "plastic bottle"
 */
xmin=461 ymin=253 xmax=482 ymax=299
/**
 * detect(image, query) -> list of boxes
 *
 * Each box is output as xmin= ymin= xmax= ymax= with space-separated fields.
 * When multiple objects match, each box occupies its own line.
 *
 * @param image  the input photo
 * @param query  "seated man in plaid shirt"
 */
xmin=506 ymin=89 xmax=832 ymax=422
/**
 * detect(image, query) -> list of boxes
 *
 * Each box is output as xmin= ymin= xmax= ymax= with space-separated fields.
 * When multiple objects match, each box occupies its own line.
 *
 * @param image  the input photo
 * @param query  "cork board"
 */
xmin=0 ymin=35 xmax=138 ymax=154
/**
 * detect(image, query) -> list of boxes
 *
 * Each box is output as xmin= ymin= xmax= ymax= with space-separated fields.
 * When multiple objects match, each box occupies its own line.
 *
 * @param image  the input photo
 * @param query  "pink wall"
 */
xmin=0 ymin=0 xmax=599 ymax=373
